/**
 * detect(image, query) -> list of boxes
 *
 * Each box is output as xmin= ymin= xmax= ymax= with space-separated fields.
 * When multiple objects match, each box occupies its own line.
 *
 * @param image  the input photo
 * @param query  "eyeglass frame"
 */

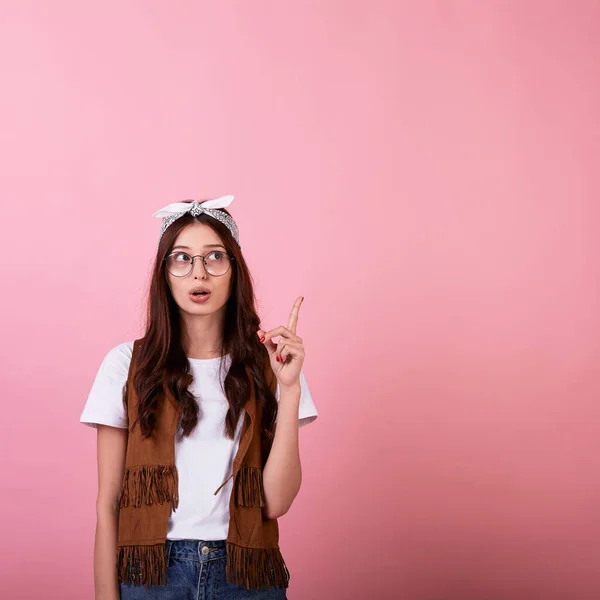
xmin=163 ymin=250 xmax=235 ymax=277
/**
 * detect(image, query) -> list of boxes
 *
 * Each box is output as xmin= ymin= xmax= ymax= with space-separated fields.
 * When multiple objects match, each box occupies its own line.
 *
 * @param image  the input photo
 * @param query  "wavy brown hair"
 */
xmin=126 ymin=207 xmax=277 ymax=458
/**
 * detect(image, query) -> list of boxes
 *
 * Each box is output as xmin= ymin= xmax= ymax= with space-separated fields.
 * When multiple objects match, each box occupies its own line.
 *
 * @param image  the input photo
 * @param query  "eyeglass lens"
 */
xmin=166 ymin=251 xmax=231 ymax=277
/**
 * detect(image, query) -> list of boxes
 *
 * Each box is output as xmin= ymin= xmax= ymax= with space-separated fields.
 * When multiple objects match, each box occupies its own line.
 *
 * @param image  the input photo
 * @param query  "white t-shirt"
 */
xmin=80 ymin=341 xmax=318 ymax=541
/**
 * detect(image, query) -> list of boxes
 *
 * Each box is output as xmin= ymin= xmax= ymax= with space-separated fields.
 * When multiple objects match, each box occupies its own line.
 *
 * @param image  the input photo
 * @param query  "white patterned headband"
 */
xmin=151 ymin=195 xmax=241 ymax=248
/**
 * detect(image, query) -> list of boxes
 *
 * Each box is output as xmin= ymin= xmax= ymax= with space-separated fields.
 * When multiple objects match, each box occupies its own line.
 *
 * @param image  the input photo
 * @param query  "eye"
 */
xmin=208 ymin=251 xmax=224 ymax=260
xmin=173 ymin=252 xmax=191 ymax=262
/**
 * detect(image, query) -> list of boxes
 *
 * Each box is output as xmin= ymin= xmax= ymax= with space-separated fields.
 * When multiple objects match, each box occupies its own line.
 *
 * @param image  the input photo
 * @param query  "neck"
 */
xmin=180 ymin=308 xmax=226 ymax=359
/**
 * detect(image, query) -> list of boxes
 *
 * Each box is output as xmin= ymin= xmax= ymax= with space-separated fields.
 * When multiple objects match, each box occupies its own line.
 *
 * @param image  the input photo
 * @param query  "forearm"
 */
xmin=262 ymin=382 xmax=302 ymax=519
xmin=94 ymin=505 xmax=120 ymax=600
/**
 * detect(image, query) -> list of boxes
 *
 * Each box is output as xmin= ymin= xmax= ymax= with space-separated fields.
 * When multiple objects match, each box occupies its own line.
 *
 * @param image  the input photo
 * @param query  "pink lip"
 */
xmin=189 ymin=292 xmax=211 ymax=303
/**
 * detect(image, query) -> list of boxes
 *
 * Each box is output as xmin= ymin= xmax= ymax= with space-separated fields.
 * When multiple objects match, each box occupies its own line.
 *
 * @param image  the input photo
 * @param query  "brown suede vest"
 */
xmin=116 ymin=338 xmax=289 ymax=590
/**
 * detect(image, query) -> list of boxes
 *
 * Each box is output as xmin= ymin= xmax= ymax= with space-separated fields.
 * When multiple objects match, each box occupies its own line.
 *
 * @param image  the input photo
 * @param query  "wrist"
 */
xmin=278 ymin=380 xmax=301 ymax=395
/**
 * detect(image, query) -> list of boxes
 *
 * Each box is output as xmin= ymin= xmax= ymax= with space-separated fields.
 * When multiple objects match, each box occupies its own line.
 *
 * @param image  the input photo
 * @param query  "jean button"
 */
xmin=201 ymin=545 xmax=210 ymax=555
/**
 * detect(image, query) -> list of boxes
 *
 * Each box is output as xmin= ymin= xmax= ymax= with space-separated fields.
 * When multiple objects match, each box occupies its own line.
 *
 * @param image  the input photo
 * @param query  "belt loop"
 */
xmin=165 ymin=539 xmax=173 ymax=566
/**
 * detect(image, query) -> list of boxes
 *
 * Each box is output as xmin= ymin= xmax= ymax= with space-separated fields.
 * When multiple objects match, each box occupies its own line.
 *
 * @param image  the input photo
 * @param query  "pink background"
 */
xmin=1 ymin=2 xmax=599 ymax=599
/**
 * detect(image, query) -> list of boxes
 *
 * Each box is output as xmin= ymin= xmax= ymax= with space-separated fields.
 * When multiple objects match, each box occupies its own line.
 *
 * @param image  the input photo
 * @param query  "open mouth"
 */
xmin=189 ymin=290 xmax=211 ymax=302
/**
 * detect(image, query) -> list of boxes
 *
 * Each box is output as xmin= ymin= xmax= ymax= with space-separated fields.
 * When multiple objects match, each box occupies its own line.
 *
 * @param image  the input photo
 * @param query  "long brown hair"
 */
xmin=127 ymin=208 xmax=277 ymax=454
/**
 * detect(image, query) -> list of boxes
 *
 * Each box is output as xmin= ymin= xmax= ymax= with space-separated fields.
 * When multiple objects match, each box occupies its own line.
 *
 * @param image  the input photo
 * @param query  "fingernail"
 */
xmin=276 ymin=357 xmax=280 ymax=362
xmin=259 ymin=336 xmax=265 ymax=343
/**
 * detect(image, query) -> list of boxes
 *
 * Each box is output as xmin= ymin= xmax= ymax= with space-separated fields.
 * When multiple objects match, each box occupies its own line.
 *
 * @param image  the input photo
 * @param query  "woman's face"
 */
xmin=165 ymin=222 xmax=234 ymax=317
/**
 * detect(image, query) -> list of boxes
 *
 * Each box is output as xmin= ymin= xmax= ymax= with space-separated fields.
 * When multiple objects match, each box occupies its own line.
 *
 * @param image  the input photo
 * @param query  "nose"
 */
xmin=192 ymin=257 xmax=208 ymax=278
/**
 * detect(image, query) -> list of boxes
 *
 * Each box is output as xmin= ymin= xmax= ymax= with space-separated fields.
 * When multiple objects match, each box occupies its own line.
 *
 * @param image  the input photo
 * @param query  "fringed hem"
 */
xmin=226 ymin=542 xmax=290 ymax=590
xmin=118 ymin=465 xmax=179 ymax=510
xmin=235 ymin=466 xmax=265 ymax=507
xmin=117 ymin=543 xmax=168 ymax=589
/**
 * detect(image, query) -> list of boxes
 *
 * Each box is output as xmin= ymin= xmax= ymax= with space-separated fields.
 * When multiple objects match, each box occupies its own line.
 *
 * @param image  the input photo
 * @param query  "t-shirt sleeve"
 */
xmin=79 ymin=341 xmax=134 ymax=429
xmin=275 ymin=369 xmax=318 ymax=428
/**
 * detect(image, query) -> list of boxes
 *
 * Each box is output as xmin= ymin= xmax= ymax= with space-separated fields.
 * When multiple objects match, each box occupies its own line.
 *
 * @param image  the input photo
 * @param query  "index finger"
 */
xmin=286 ymin=296 xmax=304 ymax=334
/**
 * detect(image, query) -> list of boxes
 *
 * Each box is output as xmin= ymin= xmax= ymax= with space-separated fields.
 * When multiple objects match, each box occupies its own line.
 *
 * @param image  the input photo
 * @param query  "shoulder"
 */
xmin=96 ymin=340 xmax=135 ymax=379
xmin=80 ymin=340 xmax=136 ymax=429
xmin=103 ymin=340 xmax=135 ymax=364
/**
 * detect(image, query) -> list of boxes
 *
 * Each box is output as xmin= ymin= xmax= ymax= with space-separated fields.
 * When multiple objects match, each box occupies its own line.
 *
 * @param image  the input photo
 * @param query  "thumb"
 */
xmin=257 ymin=330 xmax=277 ymax=355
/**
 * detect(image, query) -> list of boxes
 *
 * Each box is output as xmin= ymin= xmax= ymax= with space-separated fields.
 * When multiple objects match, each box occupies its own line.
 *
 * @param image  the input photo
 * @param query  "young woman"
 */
xmin=80 ymin=196 xmax=318 ymax=600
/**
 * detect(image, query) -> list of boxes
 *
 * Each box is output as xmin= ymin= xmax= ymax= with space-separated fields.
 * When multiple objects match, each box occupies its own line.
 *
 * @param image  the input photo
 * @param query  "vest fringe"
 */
xmin=118 ymin=465 xmax=179 ymax=510
xmin=225 ymin=542 xmax=290 ymax=590
xmin=235 ymin=466 xmax=265 ymax=507
xmin=117 ymin=543 xmax=168 ymax=589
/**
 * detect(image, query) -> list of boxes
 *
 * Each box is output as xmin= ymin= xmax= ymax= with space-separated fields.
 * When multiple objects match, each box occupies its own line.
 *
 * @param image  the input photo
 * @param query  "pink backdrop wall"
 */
xmin=1 ymin=2 xmax=598 ymax=599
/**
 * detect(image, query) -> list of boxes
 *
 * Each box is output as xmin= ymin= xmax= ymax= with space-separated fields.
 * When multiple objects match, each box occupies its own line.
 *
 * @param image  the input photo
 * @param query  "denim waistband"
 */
xmin=165 ymin=539 xmax=227 ymax=562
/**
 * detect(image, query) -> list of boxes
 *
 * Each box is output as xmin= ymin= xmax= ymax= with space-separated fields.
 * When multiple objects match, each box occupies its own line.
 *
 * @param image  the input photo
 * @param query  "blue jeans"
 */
xmin=119 ymin=539 xmax=288 ymax=600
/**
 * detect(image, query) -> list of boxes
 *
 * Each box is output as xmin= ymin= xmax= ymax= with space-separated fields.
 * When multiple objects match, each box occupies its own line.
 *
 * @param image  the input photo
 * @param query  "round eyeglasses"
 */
xmin=164 ymin=250 xmax=234 ymax=277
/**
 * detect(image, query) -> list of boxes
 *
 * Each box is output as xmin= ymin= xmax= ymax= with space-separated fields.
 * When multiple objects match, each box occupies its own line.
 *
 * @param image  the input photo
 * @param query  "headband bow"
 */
xmin=152 ymin=195 xmax=240 ymax=248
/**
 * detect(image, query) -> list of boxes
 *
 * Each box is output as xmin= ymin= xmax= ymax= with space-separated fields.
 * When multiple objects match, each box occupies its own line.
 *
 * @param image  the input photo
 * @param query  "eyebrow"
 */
xmin=171 ymin=244 xmax=226 ymax=251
